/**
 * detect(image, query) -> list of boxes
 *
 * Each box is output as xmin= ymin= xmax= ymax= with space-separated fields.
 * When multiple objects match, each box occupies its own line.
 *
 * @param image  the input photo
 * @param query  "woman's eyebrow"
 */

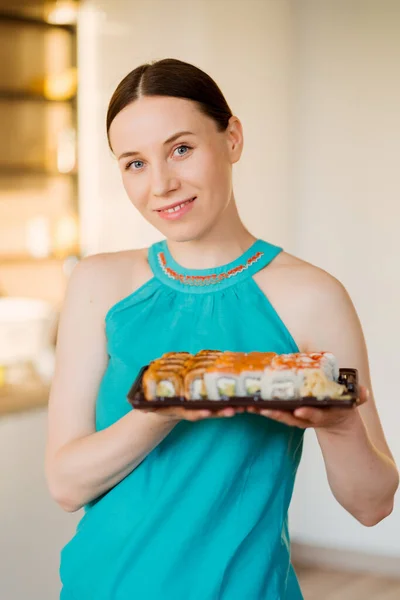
xmin=117 ymin=131 xmax=195 ymax=160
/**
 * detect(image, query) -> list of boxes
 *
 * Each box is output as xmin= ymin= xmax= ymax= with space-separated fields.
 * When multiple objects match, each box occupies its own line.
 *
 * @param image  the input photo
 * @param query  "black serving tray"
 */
xmin=127 ymin=366 xmax=359 ymax=411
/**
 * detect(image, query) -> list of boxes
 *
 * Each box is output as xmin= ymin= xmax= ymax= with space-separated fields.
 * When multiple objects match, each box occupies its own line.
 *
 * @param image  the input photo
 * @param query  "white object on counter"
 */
xmin=0 ymin=297 xmax=56 ymax=366
xmin=32 ymin=346 xmax=56 ymax=384
xmin=25 ymin=216 xmax=51 ymax=258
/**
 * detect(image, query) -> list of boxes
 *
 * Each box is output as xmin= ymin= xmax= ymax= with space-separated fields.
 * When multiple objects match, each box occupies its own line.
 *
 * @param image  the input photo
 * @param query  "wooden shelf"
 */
xmin=0 ymin=11 xmax=76 ymax=33
xmin=0 ymin=8 xmax=80 ymax=292
xmin=0 ymin=380 xmax=49 ymax=416
xmin=0 ymin=89 xmax=76 ymax=103
xmin=0 ymin=252 xmax=80 ymax=264
xmin=0 ymin=166 xmax=77 ymax=177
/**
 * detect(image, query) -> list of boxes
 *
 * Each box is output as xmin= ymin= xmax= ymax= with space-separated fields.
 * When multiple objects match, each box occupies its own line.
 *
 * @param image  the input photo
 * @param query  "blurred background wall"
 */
xmin=289 ymin=0 xmax=400 ymax=562
xmin=0 ymin=1 xmax=399 ymax=598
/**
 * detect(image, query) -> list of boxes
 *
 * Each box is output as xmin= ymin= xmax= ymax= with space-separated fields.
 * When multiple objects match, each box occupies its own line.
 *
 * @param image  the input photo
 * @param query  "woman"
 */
xmin=46 ymin=59 xmax=398 ymax=600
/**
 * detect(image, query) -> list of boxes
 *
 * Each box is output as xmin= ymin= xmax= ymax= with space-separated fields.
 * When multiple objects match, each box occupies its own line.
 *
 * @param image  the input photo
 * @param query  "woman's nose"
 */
xmin=151 ymin=164 xmax=180 ymax=197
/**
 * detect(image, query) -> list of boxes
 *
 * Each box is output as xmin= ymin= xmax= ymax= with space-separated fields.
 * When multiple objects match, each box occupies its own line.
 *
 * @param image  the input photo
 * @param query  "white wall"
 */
xmin=0 ymin=410 xmax=81 ymax=600
xmin=289 ymin=0 xmax=400 ymax=556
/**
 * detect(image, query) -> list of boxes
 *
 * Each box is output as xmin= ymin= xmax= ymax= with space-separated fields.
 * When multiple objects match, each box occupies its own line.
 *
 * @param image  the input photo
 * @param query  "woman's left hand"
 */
xmin=246 ymin=386 xmax=369 ymax=432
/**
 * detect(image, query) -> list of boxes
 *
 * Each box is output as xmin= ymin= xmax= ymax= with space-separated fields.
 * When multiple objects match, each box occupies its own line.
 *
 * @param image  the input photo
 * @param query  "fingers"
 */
xmin=145 ymin=401 xmax=360 ymax=427
xmin=216 ymin=407 xmax=236 ymax=417
xmin=138 ymin=405 xmax=257 ymax=422
xmin=187 ymin=407 xmax=237 ymax=420
xmin=358 ymin=386 xmax=369 ymax=406
xmin=249 ymin=404 xmax=361 ymax=432
xmin=293 ymin=407 xmax=326 ymax=424
xmin=144 ymin=406 xmax=242 ymax=422
xmin=257 ymin=409 xmax=309 ymax=428
xmin=253 ymin=407 xmax=332 ymax=428
xmin=184 ymin=410 xmax=212 ymax=422
xmin=247 ymin=406 xmax=324 ymax=428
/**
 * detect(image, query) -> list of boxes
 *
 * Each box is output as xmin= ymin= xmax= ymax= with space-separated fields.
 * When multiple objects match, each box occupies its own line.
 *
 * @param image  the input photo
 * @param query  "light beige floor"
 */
xmin=295 ymin=565 xmax=400 ymax=600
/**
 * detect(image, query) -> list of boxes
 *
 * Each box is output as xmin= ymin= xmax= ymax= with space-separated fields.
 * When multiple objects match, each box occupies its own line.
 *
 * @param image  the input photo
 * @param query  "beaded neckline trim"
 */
xmin=157 ymin=250 xmax=264 ymax=286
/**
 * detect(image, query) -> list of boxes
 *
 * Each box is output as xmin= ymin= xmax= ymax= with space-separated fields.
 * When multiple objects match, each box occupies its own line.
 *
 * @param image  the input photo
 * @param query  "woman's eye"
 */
xmin=173 ymin=145 xmax=191 ymax=157
xmin=124 ymin=146 xmax=191 ymax=171
xmin=125 ymin=160 xmax=144 ymax=171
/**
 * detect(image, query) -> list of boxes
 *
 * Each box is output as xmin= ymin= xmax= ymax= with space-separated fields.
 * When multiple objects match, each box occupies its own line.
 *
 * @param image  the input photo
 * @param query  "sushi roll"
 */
xmin=184 ymin=364 xmax=211 ymax=400
xmin=261 ymin=353 xmax=345 ymax=400
xmin=190 ymin=355 xmax=217 ymax=364
xmin=153 ymin=352 xmax=191 ymax=369
xmin=285 ymin=352 xmax=341 ymax=397
xmin=158 ymin=352 xmax=192 ymax=366
xmin=261 ymin=371 xmax=303 ymax=399
xmin=204 ymin=362 xmax=241 ymax=400
xmin=261 ymin=354 xmax=304 ymax=400
xmin=297 ymin=362 xmax=345 ymax=399
xmin=306 ymin=352 xmax=339 ymax=381
xmin=246 ymin=352 xmax=276 ymax=361
xmin=238 ymin=364 xmax=264 ymax=396
xmin=238 ymin=353 xmax=276 ymax=397
xmin=143 ymin=366 xmax=183 ymax=400
xmin=222 ymin=351 xmax=246 ymax=361
xmin=155 ymin=358 xmax=190 ymax=369
xmin=183 ymin=357 xmax=217 ymax=400
xmin=141 ymin=350 xmax=346 ymax=402
xmin=161 ymin=351 xmax=192 ymax=358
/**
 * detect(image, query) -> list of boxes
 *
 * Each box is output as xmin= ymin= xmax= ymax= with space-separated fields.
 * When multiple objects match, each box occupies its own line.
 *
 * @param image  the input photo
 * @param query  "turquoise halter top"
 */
xmin=60 ymin=239 xmax=304 ymax=600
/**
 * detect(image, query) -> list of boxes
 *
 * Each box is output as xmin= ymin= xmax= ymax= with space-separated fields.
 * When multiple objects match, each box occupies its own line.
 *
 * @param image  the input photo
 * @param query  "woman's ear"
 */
xmin=226 ymin=116 xmax=244 ymax=164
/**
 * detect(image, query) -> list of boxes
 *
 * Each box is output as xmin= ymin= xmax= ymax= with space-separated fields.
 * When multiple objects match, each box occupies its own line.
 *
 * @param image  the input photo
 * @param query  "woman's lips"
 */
xmin=156 ymin=197 xmax=196 ymax=221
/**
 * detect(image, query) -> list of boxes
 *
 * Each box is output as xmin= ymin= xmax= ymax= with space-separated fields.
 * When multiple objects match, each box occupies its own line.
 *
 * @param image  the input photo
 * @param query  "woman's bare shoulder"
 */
xmin=76 ymin=248 xmax=149 ymax=278
xmin=66 ymin=248 xmax=152 ymax=316
xmin=255 ymin=249 xmax=351 ymax=351
xmin=266 ymin=250 xmax=344 ymax=295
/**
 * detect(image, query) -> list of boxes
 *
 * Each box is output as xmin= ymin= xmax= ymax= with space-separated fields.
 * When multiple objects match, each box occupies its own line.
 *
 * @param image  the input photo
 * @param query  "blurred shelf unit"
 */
xmin=0 ymin=4 xmax=80 ymax=414
xmin=0 ymin=165 xmax=77 ymax=176
xmin=0 ymin=89 xmax=76 ymax=102
xmin=0 ymin=5 xmax=80 ymax=279
xmin=0 ymin=10 xmax=76 ymax=32
xmin=0 ymin=251 xmax=80 ymax=263
xmin=0 ymin=379 xmax=50 ymax=416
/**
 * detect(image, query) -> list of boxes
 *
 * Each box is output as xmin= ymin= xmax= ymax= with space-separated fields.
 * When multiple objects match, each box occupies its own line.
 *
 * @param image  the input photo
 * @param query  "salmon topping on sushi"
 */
xmin=142 ymin=350 xmax=345 ymax=401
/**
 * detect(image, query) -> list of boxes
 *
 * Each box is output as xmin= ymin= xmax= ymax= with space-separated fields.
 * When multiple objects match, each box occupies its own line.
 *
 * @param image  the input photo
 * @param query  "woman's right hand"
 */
xmin=135 ymin=405 xmax=245 ymax=422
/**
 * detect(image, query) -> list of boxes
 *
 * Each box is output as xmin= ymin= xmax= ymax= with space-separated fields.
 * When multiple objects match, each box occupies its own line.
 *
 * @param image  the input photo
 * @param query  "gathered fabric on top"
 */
xmin=60 ymin=239 xmax=304 ymax=600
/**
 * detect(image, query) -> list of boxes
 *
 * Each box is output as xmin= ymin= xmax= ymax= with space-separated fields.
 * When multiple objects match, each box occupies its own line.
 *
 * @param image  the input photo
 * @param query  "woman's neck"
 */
xmin=165 ymin=201 xmax=257 ymax=270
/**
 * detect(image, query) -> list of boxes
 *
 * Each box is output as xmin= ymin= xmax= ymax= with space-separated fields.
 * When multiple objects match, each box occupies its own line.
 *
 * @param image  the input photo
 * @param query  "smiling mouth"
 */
xmin=157 ymin=197 xmax=196 ymax=214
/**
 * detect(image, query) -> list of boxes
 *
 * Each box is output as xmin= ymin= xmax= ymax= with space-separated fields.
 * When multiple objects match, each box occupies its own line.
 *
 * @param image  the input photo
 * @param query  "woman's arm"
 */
xmin=253 ymin=260 xmax=399 ymax=526
xmin=45 ymin=255 xmax=182 ymax=512
xmin=46 ymin=254 xmax=233 ymax=513
xmin=303 ymin=273 xmax=398 ymax=525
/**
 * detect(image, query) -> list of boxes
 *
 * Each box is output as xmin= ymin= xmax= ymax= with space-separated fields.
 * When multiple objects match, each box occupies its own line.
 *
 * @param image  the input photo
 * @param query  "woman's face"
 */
xmin=108 ymin=95 xmax=242 ymax=242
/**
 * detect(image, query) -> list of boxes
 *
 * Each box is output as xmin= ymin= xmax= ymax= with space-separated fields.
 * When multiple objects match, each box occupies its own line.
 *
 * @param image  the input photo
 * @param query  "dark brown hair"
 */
xmin=106 ymin=58 xmax=233 ymax=149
